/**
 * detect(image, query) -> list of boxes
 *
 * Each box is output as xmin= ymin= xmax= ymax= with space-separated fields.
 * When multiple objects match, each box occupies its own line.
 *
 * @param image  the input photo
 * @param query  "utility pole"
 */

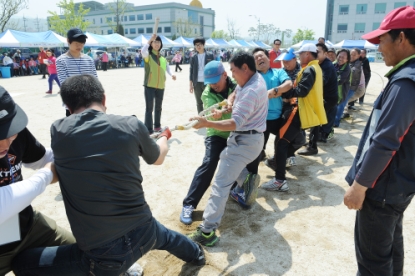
xmin=35 ymin=16 xmax=40 ymax=32
xmin=23 ymin=15 xmax=27 ymax=32
xmin=116 ymin=0 xmax=119 ymax=34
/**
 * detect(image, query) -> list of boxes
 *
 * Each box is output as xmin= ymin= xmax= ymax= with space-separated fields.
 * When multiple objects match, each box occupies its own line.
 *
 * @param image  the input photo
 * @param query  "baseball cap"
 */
xmin=276 ymin=48 xmax=296 ymax=61
xmin=67 ymin=28 xmax=88 ymax=39
xmin=327 ymin=48 xmax=336 ymax=53
xmin=204 ymin=61 xmax=225 ymax=84
xmin=294 ymin=43 xmax=317 ymax=54
xmin=0 ymin=86 xmax=28 ymax=140
xmin=362 ymin=6 xmax=415 ymax=44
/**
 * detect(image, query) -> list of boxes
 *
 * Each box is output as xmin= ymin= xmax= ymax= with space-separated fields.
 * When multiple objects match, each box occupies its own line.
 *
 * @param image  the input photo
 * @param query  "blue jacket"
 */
xmin=346 ymin=55 xmax=415 ymax=204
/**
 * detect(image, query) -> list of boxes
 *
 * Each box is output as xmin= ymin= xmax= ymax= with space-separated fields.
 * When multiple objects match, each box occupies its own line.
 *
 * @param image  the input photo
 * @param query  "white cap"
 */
xmin=294 ymin=43 xmax=317 ymax=54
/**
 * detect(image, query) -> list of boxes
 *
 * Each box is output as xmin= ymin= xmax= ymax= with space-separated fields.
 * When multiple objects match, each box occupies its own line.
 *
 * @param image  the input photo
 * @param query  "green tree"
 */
xmin=0 ymin=0 xmax=28 ymax=32
xmin=210 ymin=30 xmax=229 ymax=39
xmin=173 ymin=18 xmax=200 ymax=37
xmin=106 ymin=0 xmax=131 ymax=35
xmin=48 ymin=0 xmax=90 ymax=36
xmin=292 ymin=28 xmax=315 ymax=44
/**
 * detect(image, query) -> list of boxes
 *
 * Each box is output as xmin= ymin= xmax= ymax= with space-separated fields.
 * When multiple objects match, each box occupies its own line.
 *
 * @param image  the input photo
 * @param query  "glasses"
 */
xmin=274 ymin=43 xmax=281 ymax=46
xmin=152 ymin=40 xmax=161 ymax=44
xmin=195 ymin=43 xmax=203 ymax=47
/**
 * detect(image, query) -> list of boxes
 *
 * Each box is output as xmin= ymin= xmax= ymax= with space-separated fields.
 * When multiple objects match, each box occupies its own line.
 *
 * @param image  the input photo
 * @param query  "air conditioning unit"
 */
xmin=357 ymin=11 xmax=366 ymax=14
xmin=339 ymin=12 xmax=349 ymax=15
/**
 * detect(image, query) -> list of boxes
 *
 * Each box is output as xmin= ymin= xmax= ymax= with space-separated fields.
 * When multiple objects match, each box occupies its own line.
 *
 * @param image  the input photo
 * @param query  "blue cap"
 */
xmin=276 ymin=48 xmax=296 ymax=61
xmin=204 ymin=61 xmax=225 ymax=85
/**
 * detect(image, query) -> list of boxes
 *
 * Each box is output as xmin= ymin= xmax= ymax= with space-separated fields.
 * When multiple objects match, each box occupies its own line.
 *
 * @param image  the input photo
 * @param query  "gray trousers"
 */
xmin=193 ymin=82 xmax=205 ymax=114
xmin=200 ymin=132 xmax=264 ymax=232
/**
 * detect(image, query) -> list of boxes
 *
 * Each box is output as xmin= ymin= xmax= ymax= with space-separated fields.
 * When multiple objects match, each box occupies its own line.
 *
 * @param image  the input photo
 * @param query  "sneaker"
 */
xmin=230 ymin=187 xmax=249 ymax=208
xmin=124 ymin=263 xmax=143 ymax=276
xmin=341 ymin=113 xmax=350 ymax=119
xmin=327 ymin=129 xmax=334 ymax=140
xmin=188 ymin=227 xmax=219 ymax=247
xmin=180 ymin=205 xmax=194 ymax=225
xmin=154 ymin=127 xmax=162 ymax=132
xmin=243 ymin=173 xmax=260 ymax=207
xmin=298 ymin=146 xmax=318 ymax=156
xmin=261 ymin=178 xmax=289 ymax=192
xmin=264 ymin=156 xmax=276 ymax=171
xmin=45 ymin=90 xmax=52 ymax=94
xmin=191 ymin=243 xmax=206 ymax=266
xmin=286 ymin=156 xmax=297 ymax=167
xmin=348 ymin=106 xmax=358 ymax=111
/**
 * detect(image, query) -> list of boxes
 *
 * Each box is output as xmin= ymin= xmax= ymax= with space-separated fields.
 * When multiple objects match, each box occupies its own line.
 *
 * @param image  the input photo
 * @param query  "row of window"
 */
xmin=339 ymin=2 xmax=412 ymax=15
xmin=123 ymin=27 xmax=172 ymax=35
xmin=92 ymin=14 xmax=153 ymax=24
xmin=337 ymin=22 xmax=381 ymax=33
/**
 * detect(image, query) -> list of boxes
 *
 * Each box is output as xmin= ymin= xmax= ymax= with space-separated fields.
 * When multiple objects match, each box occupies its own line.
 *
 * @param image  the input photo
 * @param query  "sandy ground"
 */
xmin=3 ymin=61 xmax=415 ymax=276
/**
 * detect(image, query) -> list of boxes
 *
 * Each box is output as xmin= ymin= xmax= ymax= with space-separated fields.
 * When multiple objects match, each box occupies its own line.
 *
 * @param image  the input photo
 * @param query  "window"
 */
xmin=129 ymin=15 xmax=135 ymax=21
xmin=114 ymin=17 xmax=117 ymax=21
xmin=354 ymin=23 xmax=366 ymax=33
xmin=107 ymin=29 xmax=113 ymax=34
xmin=145 ymin=13 xmax=152 ymax=20
xmin=157 ymin=27 xmax=162 ymax=33
xmin=124 ymin=16 xmax=127 ymax=21
xmin=125 ymin=29 xmax=128 ymax=34
xmin=394 ymin=2 xmax=406 ymax=8
xmin=93 ymin=18 xmax=95 ymax=24
xmin=164 ymin=27 xmax=171 ymax=33
xmin=138 ymin=28 xmax=144 ymax=34
xmin=339 ymin=5 xmax=349 ymax=14
xmin=130 ymin=28 xmax=136 ymax=34
xmin=107 ymin=17 xmax=112 ymax=22
xmin=372 ymin=22 xmax=381 ymax=30
xmin=375 ymin=3 xmax=387 ymax=13
xmin=101 ymin=30 xmax=104 ymax=34
xmin=194 ymin=28 xmax=197 ymax=34
xmin=146 ymin=27 xmax=153 ymax=33
xmin=137 ymin=14 xmax=144 ymax=20
xmin=337 ymin=24 xmax=348 ymax=33
xmin=100 ymin=18 xmax=103 ymax=23
xmin=356 ymin=4 xmax=367 ymax=14
xmin=200 ymin=16 xmax=204 ymax=36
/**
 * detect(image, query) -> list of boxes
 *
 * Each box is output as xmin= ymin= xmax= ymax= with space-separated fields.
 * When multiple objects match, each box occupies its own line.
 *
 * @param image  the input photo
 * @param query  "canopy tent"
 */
xmin=253 ymin=40 xmax=271 ymax=49
xmin=227 ymin=39 xmax=243 ymax=48
xmin=212 ymin=39 xmax=232 ymax=48
xmin=84 ymin=32 xmax=125 ymax=47
xmin=235 ymin=40 xmax=255 ymax=48
xmin=291 ymin=40 xmax=335 ymax=48
xmin=132 ymin=34 xmax=178 ymax=47
xmin=333 ymin=40 xmax=378 ymax=49
xmin=105 ymin=33 xmax=140 ymax=47
xmin=246 ymin=41 xmax=260 ymax=48
xmin=0 ymin=29 xmax=66 ymax=47
xmin=174 ymin=36 xmax=193 ymax=47
xmin=205 ymin=38 xmax=220 ymax=48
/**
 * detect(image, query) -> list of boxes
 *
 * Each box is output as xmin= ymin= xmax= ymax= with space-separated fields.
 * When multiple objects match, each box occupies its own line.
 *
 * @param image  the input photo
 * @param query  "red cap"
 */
xmin=362 ymin=6 xmax=415 ymax=44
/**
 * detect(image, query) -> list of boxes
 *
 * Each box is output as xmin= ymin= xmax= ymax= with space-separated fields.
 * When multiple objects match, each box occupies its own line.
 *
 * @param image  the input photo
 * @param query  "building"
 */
xmin=78 ymin=0 xmax=215 ymax=39
xmin=325 ymin=0 xmax=414 ymax=43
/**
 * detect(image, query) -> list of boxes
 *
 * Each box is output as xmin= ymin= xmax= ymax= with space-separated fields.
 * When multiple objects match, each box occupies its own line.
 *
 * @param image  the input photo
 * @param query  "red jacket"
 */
xmin=269 ymin=49 xmax=282 ymax=69
xmin=38 ymin=51 xmax=48 ymax=64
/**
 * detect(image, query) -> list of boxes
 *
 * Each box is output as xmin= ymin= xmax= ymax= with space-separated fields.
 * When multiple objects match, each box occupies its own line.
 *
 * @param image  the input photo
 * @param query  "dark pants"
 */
xmin=183 ymin=136 xmax=228 ymax=208
xmin=48 ymin=74 xmax=61 ymax=91
xmin=175 ymin=62 xmax=182 ymax=72
xmin=355 ymin=197 xmax=412 ymax=276
xmin=144 ymin=86 xmax=164 ymax=133
xmin=12 ymin=217 xmax=199 ymax=276
xmin=193 ymin=82 xmax=205 ymax=114
xmin=321 ymin=102 xmax=338 ymax=135
xmin=275 ymin=112 xmax=302 ymax=180
xmin=7 ymin=63 xmax=14 ymax=77
xmin=263 ymin=118 xmax=283 ymax=151
xmin=102 ymin=62 xmax=108 ymax=71
xmin=40 ymin=63 xmax=47 ymax=77
xmin=359 ymin=78 xmax=371 ymax=104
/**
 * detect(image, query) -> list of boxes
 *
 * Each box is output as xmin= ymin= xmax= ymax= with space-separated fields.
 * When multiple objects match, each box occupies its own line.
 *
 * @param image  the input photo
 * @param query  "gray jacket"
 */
xmin=349 ymin=59 xmax=362 ymax=91
xmin=189 ymin=51 xmax=214 ymax=84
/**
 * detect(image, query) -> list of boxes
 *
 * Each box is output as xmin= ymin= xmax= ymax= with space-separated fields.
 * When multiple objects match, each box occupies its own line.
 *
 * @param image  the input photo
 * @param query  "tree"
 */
xmin=211 ymin=30 xmax=229 ymax=39
xmin=227 ymin=17 xmax=239 ymax=39
xmin=172 ymin=18 xmax=200 ymax=37
xmin=0 ymin=0 xmax=28 ymax=32
xmin=248 ymin=23 xmax=280 ymax=43
xmin=106 ymin=0 xmax=130 ymax=34
xmin=48 ymin=0 xmax=90 ymax=36
xmin=281 ymin=29 xmax=292 ymax=46
xmin=292 ymin=28 xmax=315 ymax=44
xmin=3 ymin=18 xmax=23 ymax=31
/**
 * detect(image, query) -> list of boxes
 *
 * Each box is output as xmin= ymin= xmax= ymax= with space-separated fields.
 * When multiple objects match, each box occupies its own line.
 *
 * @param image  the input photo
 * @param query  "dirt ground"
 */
xmin=4 ymin=61 xmax=415 ymax=276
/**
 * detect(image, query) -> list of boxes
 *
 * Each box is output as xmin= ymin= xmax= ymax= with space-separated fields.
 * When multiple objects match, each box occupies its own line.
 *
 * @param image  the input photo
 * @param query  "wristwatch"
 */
xmin=273 ymin=87 xmax=279 ymax=96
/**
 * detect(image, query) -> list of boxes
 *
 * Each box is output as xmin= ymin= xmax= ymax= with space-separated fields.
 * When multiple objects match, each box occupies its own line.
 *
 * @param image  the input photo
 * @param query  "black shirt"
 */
xmin=0 ymin=128 xmax=46 ymax=254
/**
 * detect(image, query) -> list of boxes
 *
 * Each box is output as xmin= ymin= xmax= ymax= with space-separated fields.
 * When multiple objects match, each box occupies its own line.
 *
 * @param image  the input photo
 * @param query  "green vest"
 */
xmin=144 ymin=50 xmax=167 ymax=89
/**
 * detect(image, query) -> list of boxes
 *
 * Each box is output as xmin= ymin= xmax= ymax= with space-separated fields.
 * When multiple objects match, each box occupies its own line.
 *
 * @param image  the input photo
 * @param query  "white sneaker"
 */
xmin=286 ymin=156 xmax=297 ymax=167
xmin=124 ymin=263 xmax=143 ymax=276
xmin=261 ymin=178 xmax=289 ymax=192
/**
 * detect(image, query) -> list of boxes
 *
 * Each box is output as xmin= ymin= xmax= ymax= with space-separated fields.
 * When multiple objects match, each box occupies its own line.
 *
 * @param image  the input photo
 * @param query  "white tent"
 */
xmin=0 ymin=29 xmax=66 ymax=47
xmin=333 ymin=40 xmax=378 ymax=49
xmin=291 ymin=40 xmax=335 ymax=48
xmin=105 ymin=33 xmax=140 ymax=47
xmin=174 ymin=36 xmax=193 ymax=47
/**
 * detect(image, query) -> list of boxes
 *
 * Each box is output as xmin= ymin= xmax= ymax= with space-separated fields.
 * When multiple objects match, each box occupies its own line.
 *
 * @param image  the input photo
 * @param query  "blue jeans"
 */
xmin=335 ymin=89 xmax=355 ymax=126
xmin=12 ymin=218 xmax=199 ymax=276
xmin=48 ymin=74 xmax=61 ymax=91
xmin=321 ymin=102 xmax=338 ymax=134
xmin=355 ymin=197 xmax=412 ymax=276
xmin=144 ymin=86 xmax=164 ymax=133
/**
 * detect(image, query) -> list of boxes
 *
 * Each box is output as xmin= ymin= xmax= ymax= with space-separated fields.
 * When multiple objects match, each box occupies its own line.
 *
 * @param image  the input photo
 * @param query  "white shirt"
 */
xmin=197 ymin=52 xmax=206 ymax=82
xmin=3 ymin=56 xmax=13 ymax=65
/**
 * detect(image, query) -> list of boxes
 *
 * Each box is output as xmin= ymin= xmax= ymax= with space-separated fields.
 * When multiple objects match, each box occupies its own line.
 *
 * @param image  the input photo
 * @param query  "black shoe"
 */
xmin=42 ymin=76 xmax=46 ymax=79
xmin=191 ymin=243 xmax=206 ymax=266
xmin=341 ymin=113 xmax=351 ymax=119
xmin=258 ymin=150 xmax=266 ymax=162
xmin=298 ymin=147 xmax=318 ymax=156
xmin=264 ymin=157 xmax=276 ymax=171
xmin=348 ymin=106 xmax=358 ymax=111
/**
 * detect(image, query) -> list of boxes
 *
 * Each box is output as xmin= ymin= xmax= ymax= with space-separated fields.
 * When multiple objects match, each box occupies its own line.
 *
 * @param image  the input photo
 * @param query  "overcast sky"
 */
xmin=14 ymin=0 xmax=327 ymax=38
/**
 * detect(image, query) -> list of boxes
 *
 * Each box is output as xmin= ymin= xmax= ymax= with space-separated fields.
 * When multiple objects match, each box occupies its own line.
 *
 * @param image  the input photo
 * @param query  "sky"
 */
xmin=14 ymin=0 xmax=327 ymax=39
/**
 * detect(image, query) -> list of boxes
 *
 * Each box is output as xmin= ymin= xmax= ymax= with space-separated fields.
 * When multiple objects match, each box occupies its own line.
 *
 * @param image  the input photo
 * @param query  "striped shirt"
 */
xmin=56 ymin=53 xmax=97 ymax=84
xmin=232 ymin=72 xmax=268 ymax=132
